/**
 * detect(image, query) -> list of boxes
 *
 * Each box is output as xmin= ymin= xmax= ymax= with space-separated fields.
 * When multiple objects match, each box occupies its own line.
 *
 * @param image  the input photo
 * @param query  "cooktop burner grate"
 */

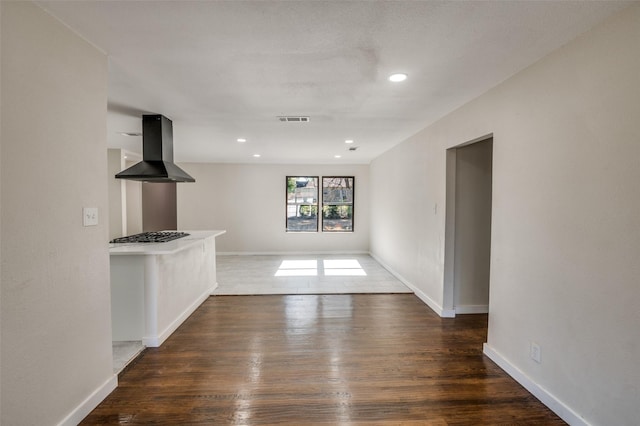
xmin=110 ymin=231 xmax=190 ymax=244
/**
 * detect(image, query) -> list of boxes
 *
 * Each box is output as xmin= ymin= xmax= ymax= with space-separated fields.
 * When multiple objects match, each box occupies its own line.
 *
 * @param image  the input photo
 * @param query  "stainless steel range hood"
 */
xmin=115 ymin=114 xmax=195 ymax=183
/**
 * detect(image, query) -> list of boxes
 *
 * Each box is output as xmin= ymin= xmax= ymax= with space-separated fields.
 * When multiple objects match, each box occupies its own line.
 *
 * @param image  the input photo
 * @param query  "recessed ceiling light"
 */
xmin=345 ymin=139 xmax=354 ymax=144
xmin=119 ymin=132 xmax=142 ymax=137
xmin=388 ymin=73 xmax=408 ymax=82
xmin=237 ymin=138 xmax=247 ymax=143
xmin=253 ymin=154 xmax=261 ymax=158
xmin=334 ymin=155 xmax=342 ymax=159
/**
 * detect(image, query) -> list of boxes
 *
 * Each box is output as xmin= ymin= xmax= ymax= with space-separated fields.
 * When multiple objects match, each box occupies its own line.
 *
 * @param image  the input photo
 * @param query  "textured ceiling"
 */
xmin=37 ymin=1 xmax=632 ymax=164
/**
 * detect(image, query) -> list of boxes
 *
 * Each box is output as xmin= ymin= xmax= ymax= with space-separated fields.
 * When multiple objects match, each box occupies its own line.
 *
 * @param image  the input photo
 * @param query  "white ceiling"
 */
xmin=37 ymin=0 xmax=632 ymax=164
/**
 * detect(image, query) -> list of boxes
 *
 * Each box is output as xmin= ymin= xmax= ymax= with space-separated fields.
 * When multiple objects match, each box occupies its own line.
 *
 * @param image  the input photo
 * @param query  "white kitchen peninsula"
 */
xmin=109 ymin=230 xmax=225 ymax=347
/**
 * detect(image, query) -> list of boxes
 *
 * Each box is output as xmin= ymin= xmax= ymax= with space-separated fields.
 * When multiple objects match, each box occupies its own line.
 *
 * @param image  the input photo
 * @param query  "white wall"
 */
xmin=107 ymin=152 xmax=143 ymax=239
xmin=1 ymin=2 xmax=115 ymax=424
xmin=107 ymin=149 xmax=126 ymax=240
xmin=125 ymin=160 xmax=143 ymax=236
xmin=177 ymin=163 xmax=369 ymax=254
xmin=370 ymin=5 xmax=640 ymax=426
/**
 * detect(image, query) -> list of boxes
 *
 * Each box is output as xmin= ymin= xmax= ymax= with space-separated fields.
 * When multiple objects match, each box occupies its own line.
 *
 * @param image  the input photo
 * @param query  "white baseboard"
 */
xmin=143 ymin=285 xmax=215 ymax=347
xmin=483 ymin=343 xmax=589 ymax=426
xmin=369 ymin=252 xmax=455 ymax=318
xmin=57 ymin=374 xmax=118 ymax=426
xmin=455 ymin=304 xmax=489 ymax=314
xmin=412 ymin=285 xmax=456 ymax=318
xmin=218 ymin=250 xmax=369 ymax=256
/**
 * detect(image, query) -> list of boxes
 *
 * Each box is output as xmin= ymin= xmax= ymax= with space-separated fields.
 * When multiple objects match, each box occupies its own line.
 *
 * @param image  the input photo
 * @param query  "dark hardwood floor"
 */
xmin=83 ymin=294 xmax=565 ymax=425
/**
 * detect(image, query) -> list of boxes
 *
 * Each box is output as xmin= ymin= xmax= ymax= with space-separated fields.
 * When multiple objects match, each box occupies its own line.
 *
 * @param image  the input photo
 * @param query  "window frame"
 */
xmin=321 ymin=176 xmax=355 ymax=233
xmin=285 ymin=176 xmax=319 ymax=233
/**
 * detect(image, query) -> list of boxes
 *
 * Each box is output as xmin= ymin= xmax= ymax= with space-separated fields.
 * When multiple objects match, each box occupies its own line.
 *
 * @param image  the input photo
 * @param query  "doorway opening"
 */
xmin=443 ymin=135 xmax=493 ymax=316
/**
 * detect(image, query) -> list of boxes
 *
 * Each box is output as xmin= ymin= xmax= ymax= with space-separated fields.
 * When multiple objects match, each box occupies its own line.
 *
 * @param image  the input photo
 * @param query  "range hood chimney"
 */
xmin=115 ymin=114 xmax=195 ymax=183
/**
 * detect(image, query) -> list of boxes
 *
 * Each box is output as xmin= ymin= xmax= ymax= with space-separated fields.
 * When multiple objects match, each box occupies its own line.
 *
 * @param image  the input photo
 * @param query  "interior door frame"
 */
xmin=443 ymin=133 xmax=494 ymax=315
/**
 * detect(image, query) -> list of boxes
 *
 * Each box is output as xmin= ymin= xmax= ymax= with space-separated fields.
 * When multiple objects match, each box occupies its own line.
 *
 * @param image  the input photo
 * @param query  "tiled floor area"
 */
xmin=214 ymin=254 xmax=412 ymax=295
xmin=112 ymin=340 xmax=144 ymax=374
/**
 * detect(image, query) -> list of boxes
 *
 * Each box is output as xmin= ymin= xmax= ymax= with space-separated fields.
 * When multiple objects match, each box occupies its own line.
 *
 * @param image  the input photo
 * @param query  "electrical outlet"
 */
xmin=83 ymin=207 xmax=98 ymax=227
xmin=530 ymin=342 xmax=541 ymax=363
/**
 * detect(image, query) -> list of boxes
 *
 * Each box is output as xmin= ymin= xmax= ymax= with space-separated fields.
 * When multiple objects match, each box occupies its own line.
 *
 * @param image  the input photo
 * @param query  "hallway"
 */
xmin=83 ymin=294 xmax=564 ymax=424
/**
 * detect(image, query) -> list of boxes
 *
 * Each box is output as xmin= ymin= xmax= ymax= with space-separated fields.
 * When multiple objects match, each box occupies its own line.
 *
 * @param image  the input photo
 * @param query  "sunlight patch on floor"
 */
xmin=275 ymin=259 xmax=367 ymax=277
xmin=275 ymin=259 xmax=318 ymax=276
xmin=324 ymin=259 xmax=366 ymax=276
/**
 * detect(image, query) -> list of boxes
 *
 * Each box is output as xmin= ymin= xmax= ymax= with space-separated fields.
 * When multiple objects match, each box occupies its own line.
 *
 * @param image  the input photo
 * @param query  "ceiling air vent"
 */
xmin=349 ymin=146 xmax=358 ymax=151
xmin=278 ymin=116 xmax=310 ymax=122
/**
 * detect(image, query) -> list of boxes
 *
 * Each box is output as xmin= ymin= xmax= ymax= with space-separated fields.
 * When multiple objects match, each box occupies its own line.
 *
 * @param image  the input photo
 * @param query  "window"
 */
xmin=322 ymin=176 xmax=354 ymax=232
xmin=286 ymin=176 xmax=318 ymax=232
xmin=286 ymin=176 xmax=354 ymax=233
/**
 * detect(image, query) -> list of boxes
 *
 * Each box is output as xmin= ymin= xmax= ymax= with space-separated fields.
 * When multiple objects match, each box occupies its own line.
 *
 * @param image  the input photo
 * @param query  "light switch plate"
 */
xmin=530 ymin=341 xmax=541 ymax=363
xmin=83 ymin=207 xmax=98 ymax=226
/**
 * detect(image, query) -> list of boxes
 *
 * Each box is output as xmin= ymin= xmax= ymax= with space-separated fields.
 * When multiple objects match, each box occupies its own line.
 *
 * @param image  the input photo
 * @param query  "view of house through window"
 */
xmin=286 ymin=176 xmax=354 ymax=233
xmin=322 ymin=176 xmax=354 ymax=232
xmin=286 ymin=176 xmax=319 ymax=232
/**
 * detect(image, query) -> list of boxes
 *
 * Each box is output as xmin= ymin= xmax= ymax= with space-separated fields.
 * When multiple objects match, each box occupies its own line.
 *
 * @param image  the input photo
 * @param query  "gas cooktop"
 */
xmin=109 ymin=231 xmax=190 ymax=244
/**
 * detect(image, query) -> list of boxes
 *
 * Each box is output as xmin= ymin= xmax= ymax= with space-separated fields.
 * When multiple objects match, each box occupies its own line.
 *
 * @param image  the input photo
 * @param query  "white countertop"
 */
xmin=109 ymin=230 xmax=225 ymax=255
